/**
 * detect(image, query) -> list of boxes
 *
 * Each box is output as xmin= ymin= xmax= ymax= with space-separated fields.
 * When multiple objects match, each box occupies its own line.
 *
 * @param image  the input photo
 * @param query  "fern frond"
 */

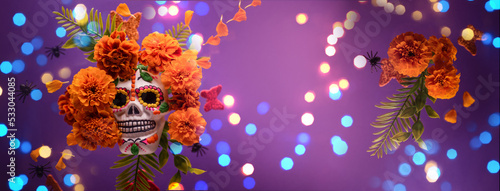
xmin=112 ymin=154 xmax=162 ymax=191
xmin=167 ymin=22 xmax=192 ymax=51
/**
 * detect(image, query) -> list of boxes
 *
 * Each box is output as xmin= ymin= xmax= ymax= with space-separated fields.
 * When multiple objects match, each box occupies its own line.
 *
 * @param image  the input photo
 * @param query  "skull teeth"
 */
xmin=117 ymin=120 xmax=156 ymax=134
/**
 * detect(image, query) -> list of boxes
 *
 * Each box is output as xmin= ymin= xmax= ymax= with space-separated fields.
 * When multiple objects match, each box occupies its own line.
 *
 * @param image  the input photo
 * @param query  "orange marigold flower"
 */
xmin=167 ymin=107 xmax=207 ymax=146
xmin=161 ymin=50 xmax=202 ymax=93
xmin=387 ymin=32 xmax=433 ymax=77
xmin=425 ymin=62 xmax=461 ymax=99
xmin=94 ymin=31 xmax=140 ymax=79
xmin=67 ymin=108 xmax=121 ymax=150
xmin=169 ymin=88 xmax=201 ymax=111
xmin=139 ymin=32 xmax=182 ymax=75
xmin=58 ymin=88 xmax=77 ymax=125
xmin=69 ymin=67 xmax=116 ymax=111
xmin=427 ymin=35 xmax=457 ymax=61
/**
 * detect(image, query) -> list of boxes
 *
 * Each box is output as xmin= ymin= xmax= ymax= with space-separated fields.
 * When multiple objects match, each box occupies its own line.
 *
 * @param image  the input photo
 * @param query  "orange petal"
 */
xmin=67 ymin=133 xmax=78 ymax=146
xmin=204 ymin=36 xmax=221 ymax=46
xmin=227 ymin=1 xmax=247 ymax=23
xmin=197 ymin=57 xmax=211 ymax=69
xmin=46 ymin=80 xmax=68 ymax=93
xmin=185 ymin=10 xmax=194 ymax=26
xmin=444 ymin=109 xmax=457 ymax=124
xmin=116 ymin=3 xmax=132 ymax=17
xmin=216 ymin=16 xmax=228 ymax=37
xmin=55 ymin=156 xmax=66 ymax=171
xmin=245 ymin=0 xmax=262 ymax=9
xmin=30 ymin=147 xmax=41 ymax=162
xmin=463 ymin=91 xmax=475 ymax=108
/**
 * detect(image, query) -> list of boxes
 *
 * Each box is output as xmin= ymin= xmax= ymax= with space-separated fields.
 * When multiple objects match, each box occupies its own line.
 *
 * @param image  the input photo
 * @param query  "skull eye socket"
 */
xmin=112 ymin=88 xmax=129 ymax=109
xmin=137 ymin=85 xmax=163 ymax=108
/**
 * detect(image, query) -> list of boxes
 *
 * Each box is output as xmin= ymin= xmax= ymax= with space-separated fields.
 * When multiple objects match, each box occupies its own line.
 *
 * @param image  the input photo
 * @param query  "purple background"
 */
xmin=0 ymin=0 xmax=499 ymax=190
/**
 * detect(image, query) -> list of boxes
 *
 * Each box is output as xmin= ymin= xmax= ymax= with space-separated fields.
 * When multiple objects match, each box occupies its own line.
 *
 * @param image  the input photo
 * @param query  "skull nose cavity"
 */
xmin=128 ymin=105 xmax=140 ymax=115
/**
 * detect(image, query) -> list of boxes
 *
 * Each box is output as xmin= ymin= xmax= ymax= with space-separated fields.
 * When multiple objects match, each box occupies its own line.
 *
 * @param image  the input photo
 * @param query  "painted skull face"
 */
xmin=112 ymin=69 xmax=167 ymax=155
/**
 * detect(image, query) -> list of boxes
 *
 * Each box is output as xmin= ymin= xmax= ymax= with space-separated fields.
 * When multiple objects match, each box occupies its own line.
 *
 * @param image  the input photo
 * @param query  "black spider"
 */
xmin=364 ymin=51 xmax=382 ymax=72
xmin=45 ymin=43 xmax=65 ymax=59
xmin=29 ymin=162 xmax=51 ymax=179
xmin=16 ymin=81 xmax=36 ymax=103
xmin=189 ymin=143 xmax=208 ymax=157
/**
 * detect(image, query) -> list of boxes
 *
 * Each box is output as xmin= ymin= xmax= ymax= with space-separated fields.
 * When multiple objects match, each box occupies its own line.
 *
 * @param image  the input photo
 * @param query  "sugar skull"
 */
xmin=112 ymin=69 xmax=168 ymax=155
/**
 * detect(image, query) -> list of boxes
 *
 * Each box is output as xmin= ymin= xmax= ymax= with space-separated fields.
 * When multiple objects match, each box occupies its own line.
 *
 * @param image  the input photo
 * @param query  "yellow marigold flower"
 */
xmin=94 ymin=31 xmax=140 ymax=79
xmin=139 ymin=32 xmax=182 ymax=75
xmin=161 ymin=50 xmax=202 ymax=93
xmin=388 ymin=32 xmax=433 ymax=77
xmin=67 ymin=108 xmax=121 ymax=150
xmin=425 ymin=61 xmax=460 ymax=99
xmin=68 ymin=67 xmax=116 ymax=111
xmin=167 ymin=108 xmax=207 ymax=146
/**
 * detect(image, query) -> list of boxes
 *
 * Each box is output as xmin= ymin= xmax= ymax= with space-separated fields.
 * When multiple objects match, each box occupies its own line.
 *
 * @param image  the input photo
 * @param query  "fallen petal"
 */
xmin=30 ymin=147 xmax=41 ymax=162
xmin=463 ymin=91 xmax=475 ymax=108
xmin=46 ymin=80 xmax=68 ymax=93
xmin=444 ymin=109 xmax=457 ymax=124
xmin=245 ymin=0 xmax=262 ymax=9
xmin=116 ymin=3 xmax=132 ymax=17
xmin=185 ymin=10 xmax=194 ymax=26
xmin=204 ymin=36 xmax=221 ymax=46
xmin=55 ymin=156 xmax=66 ymax=171
xmin=227 ymin=1 xmax=247 ymax=23
xmin=197 ymin=57 xmax=211 ymax=69
xmin=216 ymin=16 xmax=229 ymax=37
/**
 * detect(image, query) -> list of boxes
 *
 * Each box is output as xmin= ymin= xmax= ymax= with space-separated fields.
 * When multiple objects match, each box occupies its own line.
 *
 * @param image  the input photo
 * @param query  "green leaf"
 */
xmin=415 ymin=93 xmax=427 ymax=112
xmin=137 ymin=64 xmax=148 ymax=70
xmin=390 ymin=132 xmax=411 ymax=142
xmin=86 ymin=52 xmax=96 ymax=62
xmin=159 ymin=102 xmax=169 ymax=113
xmin=140 ymin=71 xmax=153 ymax=82
xmin=62 ymin=36 xmax=77 ymax=49
xmin=188 ymin=167 xmax=206 ymax=175
xmin=131 ymin=144 xmax=139 ymax=155
xmin=411 ymin=120 xmax=424 ymax=141
xmin=174 ymin=155 xmax=190 ymax=174
xmin=159 ymin=149 xmax=169 ymax=168
xmin=170 ymin=170 xmax=182 ymax=184
xmin=415 ymin=138 xmax=428 ymax=150
xmin=424 ymin=105 xmax=440 ymax=118
xmin=399 ymin=106 xmax=416 ymax=118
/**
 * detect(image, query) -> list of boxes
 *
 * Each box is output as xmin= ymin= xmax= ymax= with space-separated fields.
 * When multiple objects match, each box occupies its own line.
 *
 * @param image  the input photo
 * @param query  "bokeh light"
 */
xmin=412 ymin=11 xmax=422 ymax=21
xmin=169 ymin=182 xmax=184 ymax=190
xmin=493 ymin=37 xmax=500 ymax=48
xmin=223 ymin=95 xmax=235 ymax=107
xmin=0 ymin=124 xmax=7 ymax=137
xmin=487 ymin=160 xmax=499 ymax=173
xmin=170 ymin=142 xmax=183 ymax=154
xmin=0 ymin=86 xmax=2 ymax=96
xmin=280 ymin=157 xmax=294 ymax=170
xmin=295 ymin=144 xmax=306 ymax=155
xmin=143 ymin=6 xmax=156 ymax=20
xmin=19 ymin=174 xmax=28 ymax=186
xmin=446 ymin=149 xmax=457 ymax=159
xmin=426 ymin=166 xmax=441 ymax=183
xmin=20 ymin=141 xmax=31 ymax=154
xmin=469 ymin=136 xmax=482 ymax=150
xmin=441 ymin=26 xmax=451 ymax=37
xmin=332 ymin=138 xmax=348 ymax=155
xmin=331 ymin=135 xmax=341 ymax=145
xmin=39 ymin=145 xmax=52 ymax=158
xmin=412 ymin=152 xmax=426 ymax=165
xmin=152 ymin=22 xmax=165 ymax=33
xmin=158 ymin=6 xmax=168 ymax=16
xmin=64 ymin=174 xmax=74 ymax=187
xmin=216 ymin=141 xmax=230 ymax=155
xmin=30 ymin=89 xmax=43 ymax=101
xmin=395 ymin=5 xmax=405 ymax=15
xmin=245 ymin=123 xmax=257 ymax=135
xmin=8 ymin=177 xmax=23 ymax=191
xmin=12 ymin=60 xmax=25 ymax=74
xmin=424 ymin=160 xmax=438 ymax=173
xmin=62 ymin=149 xmax=73 ymax=159
xmin=228 ymin=113 xmax=241 ymax=125
xmin=479 ymin=131 xmax=492 ymax=144
xmin=156 ymin=1 xmax=166 ymax=5
xmin=482 ymin=32 xmax=493 ymax=45
xmin=73 ymin=4 xmax=87 ymax=20
xmin=327 ymin=35 xmax=338 ymax=45
xmin=257 ymin=102 xmax=270 ymax=115
xmin=13 ymin=13 xmax=26 ymax=26
xmin=354 ymin=55 xmax=367 ymax=68
xmin=438 ymin=1 xmax=450 ymax=12
xmin=1 ymin=61 xmax=12 ymax=74
xmin=37 ymin=54 xmax=48 ymax=66
xmin=329 ymin=90 xmax=342 ymax=101
xmin=489 ymin=112 xmax=500 ymax=126
xmin=169 ymin=5 xmax=179 ymax=16
xmin=333 ymin=27 xmax=344 ymax=38
xmin=297 ymin=133 xmax=311 ymax=145
xmin=325 ymin=46 xmax=336 ymax=56
xmin=56 ymin=27 xmax=66 ymax=38
xmin=36 ymin=185 xmax=48 ymax=191
xmin=304 ymin=91 xmax=315 ymax=103
xmin=194 ymin=180 xmax=208 ymax=190
xmin=296 ymin=13 xmax=308 ymax=25
xmin=243 ymin=177 xmax=256 ymax=189
xmin=344 ymin=20 xmax=354 ymax=30
xmin=218 ymin=154 xmax=231 ymax=167
xmin=404 ymin=145 xmax=416 ymax=156
xmin=341 ymin=115 xmax=353 ymax=127
xmin=241 ymin=163 xmax=254 ymax=176
xmin=382 ymin=180 xmax=394 ymax=191
xmin=301 ymin=113 xmax=314 ymax=126
xmin=210 ymin=118 xmax=222 ymax=131
xmin=423 ymin=139 xmax=440 ymax=155
xmin=384 ymin=3 xmax=394 ymax=13
xmin=394 ymin=184 xmax=406 ymax=191
xmin=13 ymin=138 xmax=20 ymax=149
xmin=320 ymin=62 xmax=331 ymax=73
xmin=59 ymin=67 xmax=72 ymax=79
xmin=339 ymin=79 xmax=349 ymax=90
xmin=462 ymin=28 xmax=474 ymax=41
xmin=41 ymin=72 xmax=54 ymax=84
xmin=376 ymin=0 xmax=387 ymax=7
xmin=441 ymin=181 xmax=452 ymax=191
xmin=200 ymin=133 xmax=211 ymax=146
xmin=74 ymin=184 xmax=84 ymax=191
xmin=21 ymin=42 xmax=34 ymax=55
xmin=195 ymin=2 xmax=210 ymax=16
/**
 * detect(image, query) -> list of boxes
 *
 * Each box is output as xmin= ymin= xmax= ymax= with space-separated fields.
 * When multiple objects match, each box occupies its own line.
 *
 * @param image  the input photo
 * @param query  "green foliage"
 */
xmin=112 ymin=154 xmax=162 ymax=191
xmin=139 ymin=70 xmax=153 ymax=82
xmin=167 ymin=22 xmax=191 ymax=51
xmin=424 ymin=105 xmax=440 ymax=118
xmin=159 ymin=102 xmax=169 ymax=113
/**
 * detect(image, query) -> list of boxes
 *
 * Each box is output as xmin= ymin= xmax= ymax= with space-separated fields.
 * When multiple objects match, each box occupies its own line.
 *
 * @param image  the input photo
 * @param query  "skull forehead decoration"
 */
xmin=112 ymin=69 xmax=168 ymax=155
